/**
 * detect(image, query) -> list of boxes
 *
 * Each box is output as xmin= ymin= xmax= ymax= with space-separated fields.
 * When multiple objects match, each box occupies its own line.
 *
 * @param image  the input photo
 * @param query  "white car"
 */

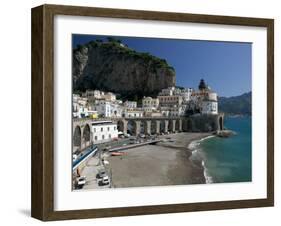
xmin=75 ymin=176 xmax=86 ymax=188
xmin=101 ymin=176 xmax=110 ymax=185
xmin=72 ymin=154 xmax=78 ymax=161
xmin=102 ymin=160 xmax=109 ymax=165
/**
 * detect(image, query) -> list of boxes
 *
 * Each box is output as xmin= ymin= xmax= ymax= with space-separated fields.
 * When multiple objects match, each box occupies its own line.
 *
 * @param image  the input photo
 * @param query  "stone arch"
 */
xmin=210 ymin=122 xmax=216 ymax=131
xmin=117 ymin=120 xmax=124 ymax=132
xmin=168 ymin=120 xmax=173 ymax=132
xmin=175 ymin=120 xmax=180 ymax=132
xmin=82 ymin=124 xmax=91 ymax=147
xmin=187 ymin=119 xmax=193 ymax=132
xmin=160 ymin=120 xmax=165 ymax=133
xmin=151 ymin=120 xmax=157 ymax=134
xmin=219 ymin=116 xmax=223 ymax=130
xmin=140 ymin=121 xmax=145 ymax=134
xmin=127 ymin=120 xmax=136 ymax=135
xmin=73 ymin=125 xmax=81 ymax=150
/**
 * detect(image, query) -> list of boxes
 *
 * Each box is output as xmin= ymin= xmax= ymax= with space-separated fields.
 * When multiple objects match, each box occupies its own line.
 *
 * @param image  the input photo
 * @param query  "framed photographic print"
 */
xmin=31 ymin=4 xmax=274 ymax=221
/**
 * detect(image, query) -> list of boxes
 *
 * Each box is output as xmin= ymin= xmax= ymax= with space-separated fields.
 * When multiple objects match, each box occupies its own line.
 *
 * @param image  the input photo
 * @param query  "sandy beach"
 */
xmin=107 ymin=132 xmax=212 ymax=188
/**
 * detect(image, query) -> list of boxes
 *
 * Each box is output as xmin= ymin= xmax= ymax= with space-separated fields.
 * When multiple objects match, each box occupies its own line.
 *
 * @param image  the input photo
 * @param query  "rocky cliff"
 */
xmin=73 ymin=39 xmax=176 ymax=101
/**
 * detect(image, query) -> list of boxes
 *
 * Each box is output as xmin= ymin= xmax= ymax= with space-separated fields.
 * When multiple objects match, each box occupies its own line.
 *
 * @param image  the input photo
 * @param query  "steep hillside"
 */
xmin=73 ymin=38 xmax=176 ymax=101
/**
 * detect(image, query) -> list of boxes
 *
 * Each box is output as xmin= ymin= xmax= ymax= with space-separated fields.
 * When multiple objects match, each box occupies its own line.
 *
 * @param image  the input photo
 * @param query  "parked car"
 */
xmin=97 ymin=169 xmax=107 ymax=178
xmin=72 ymin=154 xmax=78 ymax=161
xmin=101 ymin=176 xmax=110 ymax=185
xmin=102 ymin=160 xmax=109 ymax=165
xmin=75 ymin=176 xmax=86 ymax=189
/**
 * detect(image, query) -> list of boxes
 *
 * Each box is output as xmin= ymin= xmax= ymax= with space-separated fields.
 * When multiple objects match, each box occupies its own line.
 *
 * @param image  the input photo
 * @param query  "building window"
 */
xmin=101 ymin=127 xmax=103 ymax=132
xmin=108 ymin=127 xmax=110 ymax=131
xmin=102 ymin=135 xmax=105 ymax=140
xmin=95 ymin=136 xmax=98 ymax=141
xmin=114 ymin=126 xmax=116 ymax=130
xmin=109 ymin=134 xmax=111 ymax=139
xmin=94 ymin=128 xmax=96 ymax=133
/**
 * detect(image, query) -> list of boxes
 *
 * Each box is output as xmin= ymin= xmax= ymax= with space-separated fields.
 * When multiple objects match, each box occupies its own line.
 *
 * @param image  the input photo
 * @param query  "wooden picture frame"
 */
xmin=31 ymin=4 xmax=274 ymax=221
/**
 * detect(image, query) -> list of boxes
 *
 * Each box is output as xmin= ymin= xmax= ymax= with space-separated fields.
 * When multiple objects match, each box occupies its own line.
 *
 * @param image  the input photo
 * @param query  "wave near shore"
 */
xmin=188 ymin=135 xmax=215 ymax=184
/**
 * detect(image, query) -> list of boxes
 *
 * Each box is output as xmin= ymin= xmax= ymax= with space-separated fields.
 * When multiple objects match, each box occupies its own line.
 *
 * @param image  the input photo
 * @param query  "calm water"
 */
xmin=191 ymin=116 xmax=252 ymax=183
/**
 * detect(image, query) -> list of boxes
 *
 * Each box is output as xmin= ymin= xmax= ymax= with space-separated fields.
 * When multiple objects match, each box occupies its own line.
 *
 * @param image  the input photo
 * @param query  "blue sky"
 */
xmin=73 ymin=34 xmax=252 ymax=97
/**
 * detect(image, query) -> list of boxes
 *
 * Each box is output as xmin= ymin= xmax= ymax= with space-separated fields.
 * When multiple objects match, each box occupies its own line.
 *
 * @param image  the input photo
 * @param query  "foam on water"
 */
xmin=202 ymin=160 xmax=213 ymax=184
xmin=188 ymin=136 xmax=215 ymax=183
xmin=198 ymin=117 xmax=252 ymax=184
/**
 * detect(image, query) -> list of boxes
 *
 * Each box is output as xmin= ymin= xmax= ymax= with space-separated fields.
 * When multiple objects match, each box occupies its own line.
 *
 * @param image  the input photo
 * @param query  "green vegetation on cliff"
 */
xmin=73 ymin=37 xmax=176 ymax=101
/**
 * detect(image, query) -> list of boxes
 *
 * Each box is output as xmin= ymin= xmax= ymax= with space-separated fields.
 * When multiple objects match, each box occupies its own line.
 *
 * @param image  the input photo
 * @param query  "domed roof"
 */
xmin=198 ymin=79 xmax=207 ymax=90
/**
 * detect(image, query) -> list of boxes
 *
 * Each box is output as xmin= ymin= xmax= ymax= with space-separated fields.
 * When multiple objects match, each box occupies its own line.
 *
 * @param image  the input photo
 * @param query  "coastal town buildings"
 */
xmin=73 ymin=80 xmax=219 ymax=139
xmin=73 ymin=94 xmax=90 ymax=118
xmin=82 ymin=90 xmax=103 ymax=102
xmin=123 ymin=101 xmax=137 ymax=110
xmin=72 ymin=80 xmax=223 ymax=187
xmin=190 ymin=79 xmax=218 ymax=115
xmin=202 ymin=99 xmax=218 ymax=115
xmin=123 ymin=109 xmax=144 ymax=118
xmin=142 ymin=96 xmax=159 ymax=114
xmin=73 ymin=80 xmax=218 ymax=120
xmin=92 ymin=99 xmax=123 ymax=118
xmin=158 ymin=95 xmax=183 ymax=107
xmin=158 ymin=86 xmax=193 ymax=103
xmin=83 ymin=90 xmax=116 ymax=102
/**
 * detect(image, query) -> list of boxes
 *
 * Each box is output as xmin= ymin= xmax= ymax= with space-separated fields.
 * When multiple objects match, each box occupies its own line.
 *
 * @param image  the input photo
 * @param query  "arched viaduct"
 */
xmin=72 ymin=114 xmax=224 ymax=152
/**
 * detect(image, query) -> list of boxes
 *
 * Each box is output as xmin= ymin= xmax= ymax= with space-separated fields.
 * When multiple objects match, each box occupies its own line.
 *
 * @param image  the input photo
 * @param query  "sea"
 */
xmin=189 ymin=116 xmax=252 ymax=184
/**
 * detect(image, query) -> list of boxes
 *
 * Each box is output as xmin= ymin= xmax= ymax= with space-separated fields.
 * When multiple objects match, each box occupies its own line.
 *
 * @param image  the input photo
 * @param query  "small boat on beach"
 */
xmin=111 ymin=152 xmax=127 ymax=156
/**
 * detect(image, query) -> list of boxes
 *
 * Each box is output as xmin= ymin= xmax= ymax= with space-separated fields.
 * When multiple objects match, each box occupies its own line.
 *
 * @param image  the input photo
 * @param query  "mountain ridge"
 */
xmin=218 ymin=91 xmax=252 ymax=115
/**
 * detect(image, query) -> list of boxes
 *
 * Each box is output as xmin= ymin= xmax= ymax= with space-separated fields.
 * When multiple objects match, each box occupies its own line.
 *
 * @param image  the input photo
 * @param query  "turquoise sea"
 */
xmin=190 ymin=116 xmax=252 ymax=183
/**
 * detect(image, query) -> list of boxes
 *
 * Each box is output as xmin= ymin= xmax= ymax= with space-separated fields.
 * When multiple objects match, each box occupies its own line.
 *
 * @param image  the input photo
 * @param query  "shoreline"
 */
xmin=187 ymin=135 xmax=216 ymax=184
xmin=106 ymin=132 xmax=213 ymax=188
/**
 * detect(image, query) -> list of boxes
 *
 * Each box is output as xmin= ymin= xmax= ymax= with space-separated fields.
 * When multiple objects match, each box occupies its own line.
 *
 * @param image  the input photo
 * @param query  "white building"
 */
xmin=158 ymin=87 xmax=175 ymax=96
xmin=93 ymin=99 xmax=123 ymax=118
xmin=124 ymin=101 xmax=137 ymax=110
xmin=158 ymin=86 xmax=193 ymax=103
xmin=142 ymin=96 xmax=159 ymax=113
xmin=181 ymin=88 xmax=193 ymax=103
xmin=201 ymin=91 xmax=218 ymax=114
xmin=159 ymin=106 xmax=185 ymax=117
xmin=83 ymin=90 xmax=116 ymax=102
xmin=73 ymin=94 xmax=90 ymax=118
xmin=158 ymin=95 xmax=183 ymax=107
xmin=124 ymin=109 xmax=144 ymax=118
xmin=193 ymin=79 xmax=218 ymax=115
xmin=103 ymin=92 xmax=116 ymax=102
xmin=83 ymin=90 xmax=103 ymax=100
xmin=91 ymin=121 xmax=118 ymax=144
xmin=202 ymin=100 xmax=218 ymax=114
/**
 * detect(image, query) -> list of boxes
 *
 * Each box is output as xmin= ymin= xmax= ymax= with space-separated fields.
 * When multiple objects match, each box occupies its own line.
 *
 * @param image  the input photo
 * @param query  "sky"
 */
xmin=73 ymin=34 xmax=252 ymax=97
